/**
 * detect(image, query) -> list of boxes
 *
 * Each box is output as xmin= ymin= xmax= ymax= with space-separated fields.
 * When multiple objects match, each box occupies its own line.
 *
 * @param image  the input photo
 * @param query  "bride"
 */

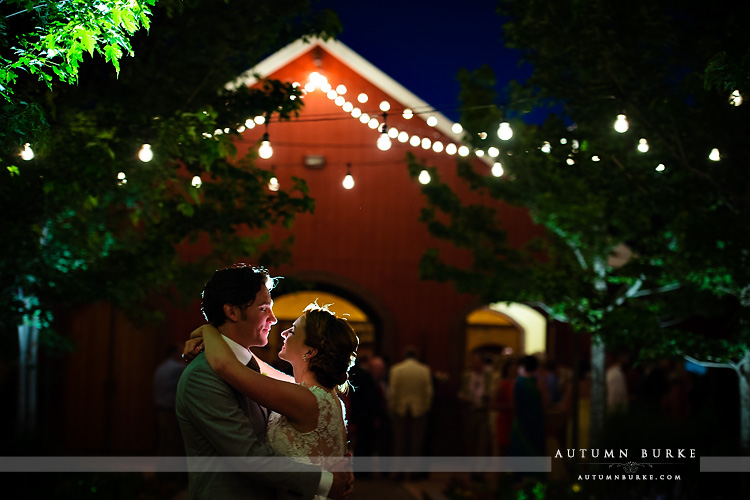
xmin=190 ymin=302 xmax=359 ymax=471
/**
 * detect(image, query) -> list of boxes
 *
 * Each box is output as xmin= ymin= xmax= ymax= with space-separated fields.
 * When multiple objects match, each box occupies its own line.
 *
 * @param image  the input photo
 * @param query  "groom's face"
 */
xmin=237 ymin=284 xmax=277 ymax=347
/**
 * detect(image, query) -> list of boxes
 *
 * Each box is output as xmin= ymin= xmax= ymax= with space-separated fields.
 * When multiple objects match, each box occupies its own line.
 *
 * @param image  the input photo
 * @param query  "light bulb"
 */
xmin=336 ymin=84 xmax=347 ymax=95
xmin=446 ymin=144 xmax=457 ymax=155
xmin=388 ymin=127 xmax=399 ymax=139
xmin=398 ymin=131 xmax=409 ymax=143
xmin=488 ymin=147 xmax=499 ymax=158
xmin=358 ymin=93 xmax=368 ymax=103
xmin=432 ymin=141 xmax=444 ymax=153
xmin=492 ymin=162 xmax=504 ymax=177
xmin=245 ymin=119 xmax=256 ymax=129
xmin=20 ymin=143 xmax=34 ymax=161
xmin=138 ymin=144 xmax=153 ymax=162
xmin=343 ymin=102 xmax=354 ymax=112
xmin=541 ymin=141 xmax=551 ymax=153
xmin=475 ymin=150 xmax=485 ymax=158
xmin=458 ymin=145 xmax=470 ymax=157
xmin=258 ymin=134 xmax=273 ymax=159
xmin=351 ymin=107 xmax=362 ymax=118
xmin=403 ymin=108 xmax=413 ymax=119
xmin=729 ymin=90 xmax=743 ymax=107
xmin=268 ymin=176 xmax=280 ymax=192
xmin=421 ymin=138 xmax=431 ymax=150
xmin=452 ymin=123 xmax=463 ymax=134
xmin=709 ymin=148 xmax=720 ymax=161
xmin=320 ymin=82 xmax=331 ymax=93
xmin=566 ymin=157 xmax=575 ymax=165
xmin=343 ymin=173 xmax=355 ymax=189
xmin=359 ymin=113 xmax=370 ymax=124
xmin=327 ymin=90 xmax=338 ymax=100
xmin=377 ymin=133 xmax=392 ymax=151
xmin=254 ymin=116 xmax=265 ymax=125
xmin=418 ymin=170 xmax=431 ymax=185
xmin=117 ymin=172 xmax=127 ymax=185
xmin=304 ymin=82 xmax=316 ymax=93
xmin=592 ymin=156 xmax=601 ymax=162
xmin=637 ymin=138 xmax=649 ymax=153
xmin=379 ymin=101 xmax=390 ymax=112
xmin=497 ymin=121 xmax=513 ymax=141
xmin=426 ymin=116 xmax=438 ymax=127
xmin=334 ymin=96 xmax=345 ymax=106
xmin=409 ymin=135 xmax=421 ymax=147
xmin=614 ymin=114 xmax=629 ymax=133
xmin=191 ymin=176 xmax=203 ymax=188
xmin=656 ymin=163 xmax=666 ymax=172
xmin=368 ymin=118 xmax=379 ymax=129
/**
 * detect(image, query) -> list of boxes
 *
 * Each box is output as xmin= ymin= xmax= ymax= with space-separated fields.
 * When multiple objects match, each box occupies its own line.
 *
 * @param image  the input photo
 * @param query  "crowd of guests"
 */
xmin=343 ymin=347 xmax=699 ymax=465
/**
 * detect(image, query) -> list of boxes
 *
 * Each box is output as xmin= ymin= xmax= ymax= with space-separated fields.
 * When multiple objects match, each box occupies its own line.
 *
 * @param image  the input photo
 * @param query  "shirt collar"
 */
xmin=221 ymin=334 xmax=254 ymax=365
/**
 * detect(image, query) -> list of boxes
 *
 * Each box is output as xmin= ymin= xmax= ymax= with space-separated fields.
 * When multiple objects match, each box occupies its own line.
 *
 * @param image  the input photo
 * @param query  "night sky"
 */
xmin=318 ymin=0 xmax=532 ymax=123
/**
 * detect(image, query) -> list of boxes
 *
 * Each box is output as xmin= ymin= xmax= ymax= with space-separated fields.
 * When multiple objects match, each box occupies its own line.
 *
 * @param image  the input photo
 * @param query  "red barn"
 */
xmin=61 ymin=38 xmax=575 ymax=454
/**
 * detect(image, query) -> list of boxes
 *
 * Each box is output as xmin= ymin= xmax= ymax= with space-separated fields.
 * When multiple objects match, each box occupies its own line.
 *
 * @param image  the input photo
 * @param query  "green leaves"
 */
xmin=1 ymin=0 xmax=157 ymax=101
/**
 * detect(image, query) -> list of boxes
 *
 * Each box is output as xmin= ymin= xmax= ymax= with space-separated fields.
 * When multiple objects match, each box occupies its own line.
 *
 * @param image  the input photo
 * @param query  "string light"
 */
xmin=418 ymin=170 xmax=431 ymax=184
xmin=592 ymin=156 xmax=601 ymax=162
xmin=656 ymin=164 xmax=666 ymax=172
xmin=138 ymin=144 xmax=153 ymax=162
xmin=614 ymin=114 xmax=629 ymax=133
xmin=432 ymin=141 xmax=444 ymax=153
xmin=492 ymin=162 xmax=504 ymax=177
xmin=254 ymin=116 xmax=265 ymax=125
xmin=409 ymin=135 xmax=421 ymax=147
xmin=117 ymin=172 xmax=127 ymax=185
xmin=259 ymin=131 xmax=273 ymax=159
xmin=497 ymin=121 xmax=513 ymax=141
xmin=191 ymin=175 xmax=203 ymax=188
xmin=709 ymin=148 xmax=720 ymax=161
xmin=729 ymin=90 xmax=743 ymax=107
xmin=343 ymin=163 xmax=355 ymax=189
xmin=426 ymin=116 xmax=438 ymax=127
xmin=358 ymin=93 xmax=368 ymax=103
xmin=336 ymin=84 xmax=347 ymax=95
xmin=268 ymin=176 xmax=280 ymax=191
xmin=458 ymin=145 xmax=470 ymax=157
xmin=637 ymin=138 xmax=649 ymax=153
xmin=452 ymin=123 xmax=463 ymax=134
xmin=20 ymin=143 xmax=34 ymax=161
xmin=488 ymin=147 xmax=499 ymax=158
xmin=380 ymin=101 xmax=390 ymax=112
xmin=398 ymin=131 xmax=409 ymax=143
xmin=541 ymin=141 xmax=551 ymax=153
xmin=445 ymin=144 xmax=457 ymax=155
xmin=403 ymin=109 xmax=413 ymax=119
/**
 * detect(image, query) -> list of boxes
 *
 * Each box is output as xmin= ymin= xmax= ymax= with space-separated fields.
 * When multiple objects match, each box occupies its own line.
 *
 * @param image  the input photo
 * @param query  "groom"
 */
xmin=176 ymin=264 xmax=352 ymax=500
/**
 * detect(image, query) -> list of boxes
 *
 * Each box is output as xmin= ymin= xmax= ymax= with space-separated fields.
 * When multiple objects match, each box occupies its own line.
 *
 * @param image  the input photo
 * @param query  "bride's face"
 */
xmin=279 ymin=314 xmax=308 ymax=363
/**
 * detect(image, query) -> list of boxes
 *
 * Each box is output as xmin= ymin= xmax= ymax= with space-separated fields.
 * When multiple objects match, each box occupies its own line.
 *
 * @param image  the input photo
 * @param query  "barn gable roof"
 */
xmin=228 ymin=37 xmax=464 ymax=145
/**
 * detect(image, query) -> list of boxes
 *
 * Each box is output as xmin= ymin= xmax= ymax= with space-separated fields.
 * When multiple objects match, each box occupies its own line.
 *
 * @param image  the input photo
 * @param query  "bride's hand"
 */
xmin=181 ymin=337 xmax=204 ymax=362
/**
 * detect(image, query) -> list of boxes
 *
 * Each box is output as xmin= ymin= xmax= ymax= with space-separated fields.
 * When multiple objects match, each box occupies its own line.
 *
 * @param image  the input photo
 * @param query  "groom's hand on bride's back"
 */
xmin=328 ymin=457 xmax=354 ymax=500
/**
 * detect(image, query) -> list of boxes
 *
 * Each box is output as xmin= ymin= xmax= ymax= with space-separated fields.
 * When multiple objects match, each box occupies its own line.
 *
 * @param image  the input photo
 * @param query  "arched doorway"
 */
xmin=252 ymin=290 xmax=375 ymax=373
xmin=463 ymin=301 xmax=547 ymax=366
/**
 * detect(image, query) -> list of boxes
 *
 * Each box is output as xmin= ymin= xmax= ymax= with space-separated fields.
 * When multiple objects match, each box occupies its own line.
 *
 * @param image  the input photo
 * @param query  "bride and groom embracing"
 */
xmin=176 ymin=264 xmax=358 ymax=500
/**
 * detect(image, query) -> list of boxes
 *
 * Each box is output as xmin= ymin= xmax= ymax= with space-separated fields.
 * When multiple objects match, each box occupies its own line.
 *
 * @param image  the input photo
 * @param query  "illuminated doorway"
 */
xmin=252 ymin=290 xmax=375 ymax=372
xmin=464 ymin=302 xmax=547 ymax=364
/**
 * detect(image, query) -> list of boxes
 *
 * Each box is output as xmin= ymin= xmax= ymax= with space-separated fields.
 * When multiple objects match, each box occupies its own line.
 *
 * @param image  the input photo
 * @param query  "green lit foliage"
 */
xmin=410 ymin=0 xmax=750 ymax=363
xmin=0 ymin=0 xmax=340 ymax=350
xmin=0 ymin=0 xmax=157 ymax=101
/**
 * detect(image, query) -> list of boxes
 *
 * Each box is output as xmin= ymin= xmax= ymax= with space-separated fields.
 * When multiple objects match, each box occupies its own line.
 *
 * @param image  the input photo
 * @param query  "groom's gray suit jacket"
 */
xmin=176 ymin=353 xmax=320 ymax=500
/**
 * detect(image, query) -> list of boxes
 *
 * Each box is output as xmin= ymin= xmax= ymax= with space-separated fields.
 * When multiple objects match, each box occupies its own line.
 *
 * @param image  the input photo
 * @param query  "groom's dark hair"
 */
xmin=201 ymin=264 xmax=276 ymax=326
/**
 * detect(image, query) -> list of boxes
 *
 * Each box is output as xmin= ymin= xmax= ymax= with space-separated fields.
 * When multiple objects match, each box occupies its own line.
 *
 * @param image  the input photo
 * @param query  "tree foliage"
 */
xmin=409 ymin=0 xmax=750 ymax=363
xmin=0 ymin=0 xmax=341 ymax=353
xmin=1 ymin=0 xmax=157 ymax=101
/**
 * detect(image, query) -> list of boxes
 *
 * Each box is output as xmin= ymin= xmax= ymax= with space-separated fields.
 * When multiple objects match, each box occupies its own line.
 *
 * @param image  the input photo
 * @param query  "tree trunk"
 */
xmin=738 ymin=350 xmax=750 ymax=454
xmin=16 ymin=315 xmax=39 ymax=442
xmin=590 ymin=337 xmax=606 ymax=449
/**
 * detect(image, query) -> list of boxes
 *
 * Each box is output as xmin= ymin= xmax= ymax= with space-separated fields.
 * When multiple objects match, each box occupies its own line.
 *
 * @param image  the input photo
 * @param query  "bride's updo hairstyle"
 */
xmin=302 ymin=302 xmax=359 ymax=393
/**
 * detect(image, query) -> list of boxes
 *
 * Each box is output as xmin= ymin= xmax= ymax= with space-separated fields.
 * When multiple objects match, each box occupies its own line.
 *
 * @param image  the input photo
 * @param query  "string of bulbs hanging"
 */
xmin=17 ymin=71 xmax=740 ymax=190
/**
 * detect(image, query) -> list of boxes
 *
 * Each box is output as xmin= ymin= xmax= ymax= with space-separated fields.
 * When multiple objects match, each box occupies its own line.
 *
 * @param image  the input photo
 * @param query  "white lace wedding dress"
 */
xmin=267 ymin=384 xmax=348 ymax=499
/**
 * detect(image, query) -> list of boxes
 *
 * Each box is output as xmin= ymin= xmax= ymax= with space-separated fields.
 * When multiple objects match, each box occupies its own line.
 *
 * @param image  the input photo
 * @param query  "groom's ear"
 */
xmin=223 ymin=303 xmax=240 ymax=323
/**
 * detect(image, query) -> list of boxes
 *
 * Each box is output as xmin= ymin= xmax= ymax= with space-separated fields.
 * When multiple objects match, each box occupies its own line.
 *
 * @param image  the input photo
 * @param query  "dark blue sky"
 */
xmin=318 ymin=1 xmax=532 ymax=123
